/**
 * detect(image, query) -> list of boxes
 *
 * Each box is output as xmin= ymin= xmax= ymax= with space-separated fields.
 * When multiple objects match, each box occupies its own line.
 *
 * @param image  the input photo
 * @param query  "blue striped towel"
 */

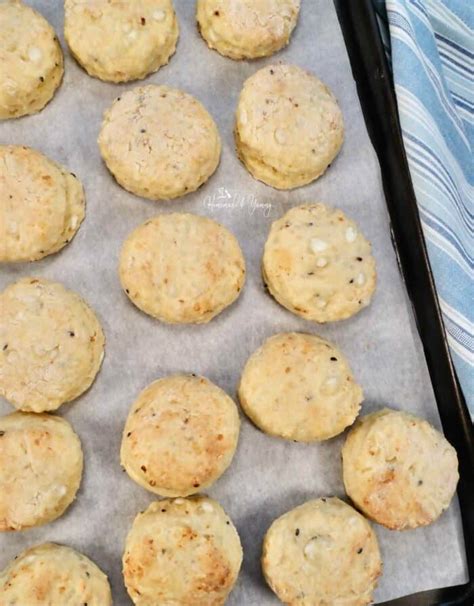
xmin=375 ymin=0 xmax=473 ymax=415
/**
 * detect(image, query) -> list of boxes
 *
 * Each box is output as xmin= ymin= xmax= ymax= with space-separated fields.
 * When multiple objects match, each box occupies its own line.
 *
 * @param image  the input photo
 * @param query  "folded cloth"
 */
xmin=375 ymin=0 xmax=473 ymax=415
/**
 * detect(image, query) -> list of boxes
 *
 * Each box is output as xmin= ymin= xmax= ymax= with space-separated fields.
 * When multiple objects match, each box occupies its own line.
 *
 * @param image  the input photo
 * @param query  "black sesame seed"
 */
xmin=226 ymin=521 xmax=230 ymax=525
xmin=125 ymin=289 xmax=130 ymax=294
xmin=307 ymin=272 xmax=314 ymax=276
xmin=39 ymin=76 xmax=44 ymax=82
xmin=295 ymin=528 xmax=300 ymax=536
xmin=117 ymin=97 xmax=121 ymax=101
xmin=70 ymin=172 xmax=76 ymax=177
xmin=357 ymin=547 xmax=363 ymax=554
xmin=0 ymin=431 xmax=5 ymax=437
xmin=330 ymin=357 xmax=337 ymax=361
xmin=214 ymin=10 xmax=220 ymax=16
xmin=349 ymin=279 xmax=354 ymax=284
xmin=141 ymin=17 xmax=146 ymax=25
xmin=141 ymin=465 xmax=147 ymax=472
xmin=161 ymin=509 xmax=166 ymax=512
xmin=418 ymin=480 xmax=423 ymax=486
xmin=321 ymin=498 xmax=326 ymax=502
xmin=140 ymin=128 xmax=146 ymax=133
xmin=356 ymin=256 xmax=363 ymax=261
xmin=127 ymin=432 xmax=132 ymax=437
xmin=193 ymin=482 xmax=200 ymax=488
xmin=2 ymin=344 xmax=7 ymax=351
xmin=270 ymin=69 xmax=274 ymax=75
xmin=85 ymin=571 xmax=90 ymax=578
xmin=69 ymin=331 xmax=75 ymax=337
xmin=161 ymin=548 xmax=166 ymax=554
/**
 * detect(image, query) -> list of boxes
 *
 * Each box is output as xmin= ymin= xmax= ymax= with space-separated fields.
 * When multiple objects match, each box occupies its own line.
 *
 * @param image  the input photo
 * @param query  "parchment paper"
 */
xmin=0 ymin=1 xmax=468 ymax=604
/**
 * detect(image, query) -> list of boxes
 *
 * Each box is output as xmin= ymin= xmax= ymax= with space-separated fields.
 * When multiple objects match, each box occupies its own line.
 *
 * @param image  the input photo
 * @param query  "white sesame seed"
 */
xmin=316 ymin=257 xmax=328 ymax=268
xmin=324 ymin=377 xmax=339 ymax=391
xmin=345 ymin=226 xmax=357 ymax=243
xmin=274 ymin=128 xmax=287 ymax=144
xmin=356 ymin=272 xmax=366 ymax=285
xmin=239 ymin=109 xmax=248 ymax=125
xmin=201 ymin=501 xmax=214 ymax=513
xmin=310 ymin=238 xmax=328 ymax=253
xmin=174 ymin=498 xmax=185 ymax=505
xmin=28 ymin=47 xmax=42 ymax=62
xmin=153 ymin=10 xmax=166 ymax=21
xmin=304 ymin=540 xmax=318 ymax=560
xmin=316 ymin=297 xmax=327 ymax=308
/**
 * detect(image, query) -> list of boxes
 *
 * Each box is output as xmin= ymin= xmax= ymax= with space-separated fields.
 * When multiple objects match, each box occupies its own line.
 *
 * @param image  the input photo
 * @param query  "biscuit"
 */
xmin=121 ymin=374 xmax=240 ymax=496
xmin=0 ymin=1 xmax=63 ymax=119
xmin=342 ymin=408 xmax=459 ymax=530
xmin=119 ymin=213 xmax=245 ymax=323
xmin=238 ymin=332 xmax=362 ymax=441
xmin=0 ymin=412 xmax=83 ymax=531
xmin=197 ymin=0 xmax=300 ymax=60
xmin=64 ymin=0 xmax=179 ymax=83
xmin=98 ymin=85 xmax=221 ymax=200
xmin=262 ymin=497 xmax=382 ymax=606
xmin=0 ymin=145 xmax=85 ymax=262
xmin=0 ymin=543 xmax=112 ymax=605
xmin=235 ymin=64 xmax=343 ymax=189
xmin=123 ymin=496 xmax=242 ymax=606
xmin=0 ymin=277 xmax=105 ymax=412
xmin=262 ymin=203 xmax=376 ymax=322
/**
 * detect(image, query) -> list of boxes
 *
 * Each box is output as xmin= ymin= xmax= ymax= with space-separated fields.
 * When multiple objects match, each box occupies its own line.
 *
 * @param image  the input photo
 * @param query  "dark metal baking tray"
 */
xmin=334 ymin=2 xmax=474 ymax=604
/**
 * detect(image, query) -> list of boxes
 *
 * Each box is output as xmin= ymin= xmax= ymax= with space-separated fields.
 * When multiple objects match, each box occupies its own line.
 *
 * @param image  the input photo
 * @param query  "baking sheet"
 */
xmin=0 ymin=1 xmax=468 ymax=603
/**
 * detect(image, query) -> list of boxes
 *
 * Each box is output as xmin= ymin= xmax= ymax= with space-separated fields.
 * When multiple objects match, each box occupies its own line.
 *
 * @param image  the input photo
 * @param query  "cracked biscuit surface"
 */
xmin=262 ymin=497 xmax=382 ymax=606
xmin=0 ymin=412 xmax=83 ymax=531
xmin=239 ymin=332 xmax=362 ymax=441
xmin=0 ymin=1 xmax=63 ymax=119
xmin=119 ymin=213 xmax=245 ymax=323
xmin=0 ymin=543 xmax=112 ymax=605
xmin=121 ymin=374 xmax=240 ymax=496
xmin=0 ymin=277 xmax=105 ymax=412
xmin=98 ymin=85 xmax=221 ymax=200
xmin=65 ymin=0 xmax=179 ymax=82
xmin=0 ymin=145 xmax=85 ymax=262
xmin=342 ymin=408 xmax=459 ymax=530
xmin=197 ymin=0 xmax=300 ymax=60
xmin=235 ymin=64 xmax=343 ymax=189
xmin=262 ymin=203 xmax=376 ymax=322
xmin=123 ymin=496 xmax=242 ymax=606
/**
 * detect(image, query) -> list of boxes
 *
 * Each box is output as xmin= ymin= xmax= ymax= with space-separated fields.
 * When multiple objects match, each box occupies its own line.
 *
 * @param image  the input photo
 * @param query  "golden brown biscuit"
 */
xmin=262 ymin=497 xmax=382 ymax=606
xmin=235 ymin=64 xmax=343 ymax=189
xmin=342 ymin=408 xmax=459 ymax=530
xmin=123 ymin=496 xmax=242 ymax=605
xmin=119 ymin=213 xmax=245 ymax=323
xmin=0 ymin=1 xmax=63 ymax=119
xmin=65 ymin=0 xmax=179 ymax=82
xmin=98 ymin=85 xmax=221 ymax=200
xmin=121 ymin=374 xmax=240 ymax=496
xmin=0 ymin=412 xmax=83 ymax=531
xmin=262 ymin=203 xmax=376 ymax=322
xmin=239 ymin=332 xmax=363 ymax=441
xmin=0 ymin=145 xmax=85 ymax=262
xmin=0 ymin=277 xmax=105 ymax=412
xmin=0 ymin=543 xmax=112 ymax=605
xmin=197 ymin=0 xmax=300 ymax=60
